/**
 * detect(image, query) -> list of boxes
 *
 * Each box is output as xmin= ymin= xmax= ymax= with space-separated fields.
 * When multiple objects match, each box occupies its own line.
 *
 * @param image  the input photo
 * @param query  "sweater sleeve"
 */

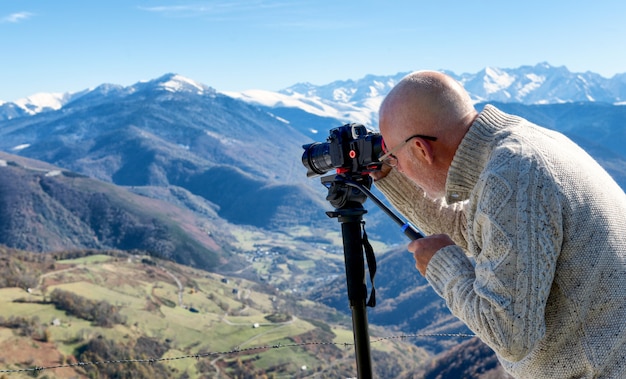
xmin=374 ymin=169 xmax=468 ymax=249
xmin=426 ymin=153 xmax=563 ymax=362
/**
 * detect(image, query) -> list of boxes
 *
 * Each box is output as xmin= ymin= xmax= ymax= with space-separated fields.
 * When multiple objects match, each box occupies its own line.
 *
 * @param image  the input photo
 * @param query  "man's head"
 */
xmin=379 ymin=70 xmax=477 ymax=199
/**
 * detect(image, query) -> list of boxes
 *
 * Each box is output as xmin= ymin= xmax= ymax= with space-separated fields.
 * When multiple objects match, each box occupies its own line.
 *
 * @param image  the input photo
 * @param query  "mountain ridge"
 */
xmin=4 ymin=63 xmax=626 ymax=123
xmin=0 ymin=151 xmax=239 ymax=271
xmin=0 ymin=65 xmax=624 ymax=242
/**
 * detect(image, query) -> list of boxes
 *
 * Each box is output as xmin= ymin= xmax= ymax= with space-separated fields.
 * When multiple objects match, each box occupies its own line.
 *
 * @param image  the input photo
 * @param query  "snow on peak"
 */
xmin=517 ymin=73 xmax=545 ymax=97
xmin=157 ymin=74 xmax=213 ymax=95
xmin=131 ymin=74 xmax=215 ymax=96
xmin=223 ymin=89 xmax=333 ymax=114
xmin=13 ymin=92 xmax=72 ymax=115
xmin=222 ymin=88 xmax=374 ymax=125
xmin=332 ymin=88 xmax=355 ymax=102
xmin=483 ymin=67 xmax=515 ymax=94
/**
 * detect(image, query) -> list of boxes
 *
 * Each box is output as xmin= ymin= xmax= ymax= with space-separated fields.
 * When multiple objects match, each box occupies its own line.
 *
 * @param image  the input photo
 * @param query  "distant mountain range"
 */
xmin=4 ymin=62 xmax=626 ymax=124
xmin=0 ymin=64 xmax=624 ymax=248
xmin=224 ymin=62 xmax=626 ymax=131
xmin=0 ymin=74 xmax=330 ymax=230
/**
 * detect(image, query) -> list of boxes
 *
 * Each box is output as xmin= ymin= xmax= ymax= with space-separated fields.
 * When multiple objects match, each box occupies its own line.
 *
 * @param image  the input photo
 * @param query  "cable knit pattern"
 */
xmin=375 ymin=105 xmax=626 ymax=378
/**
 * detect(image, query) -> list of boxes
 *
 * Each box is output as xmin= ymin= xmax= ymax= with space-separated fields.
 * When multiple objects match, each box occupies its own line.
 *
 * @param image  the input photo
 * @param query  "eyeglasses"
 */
xmin=378 ymin=134 xmax=437 ymax=167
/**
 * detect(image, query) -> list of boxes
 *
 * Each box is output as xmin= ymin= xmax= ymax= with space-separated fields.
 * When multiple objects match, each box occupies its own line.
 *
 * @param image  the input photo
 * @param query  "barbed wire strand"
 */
xmin=0 ymin=332 xmax=475 ymax=374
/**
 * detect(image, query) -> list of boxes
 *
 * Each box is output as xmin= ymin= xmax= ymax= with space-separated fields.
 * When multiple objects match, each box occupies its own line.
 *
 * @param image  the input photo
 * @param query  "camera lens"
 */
xmin=302 ymin=142 xmax=333 ymax=177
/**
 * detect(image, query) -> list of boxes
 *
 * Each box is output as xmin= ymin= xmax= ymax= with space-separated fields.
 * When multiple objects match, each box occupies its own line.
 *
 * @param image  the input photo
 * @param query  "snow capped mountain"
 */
xmin=13 ymin=92 xmax=73 ymax=113
xmin=4 ymin=64 xmax=625 ymax=126
xmin=0 ymin=91 xmax=85 ymax=120
xmin=131 ymin=73 xmax=216 ymax=96
xmin=0 ymin=72 xmax=323 ymax=232
xmin=0 ymin=73 xmax=215 ymax=121
xmin=225 ymin=73 xmax=406 ymax=128
xmin=224 ymin=88 xmax=375 ymax=126
xmin=0 ymin=72 xmax=310 ymax=185
xmin=0 ymin=66 xmax=624 ymax=235
xmin=157 ymin=74 xmax=214 ymax=94
xmin=451 ymin=62 xmax=622 ymax=104
xmin=225 ymin=63 xmax=626 ymax=128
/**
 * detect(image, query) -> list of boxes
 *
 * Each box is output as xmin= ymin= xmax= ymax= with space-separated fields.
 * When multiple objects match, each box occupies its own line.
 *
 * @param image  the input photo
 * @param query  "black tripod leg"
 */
xmin=337 ymin=210 xmax=373 ymax=379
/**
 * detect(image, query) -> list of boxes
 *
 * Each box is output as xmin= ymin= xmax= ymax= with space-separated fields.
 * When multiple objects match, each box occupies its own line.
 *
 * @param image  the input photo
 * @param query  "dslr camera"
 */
xmin=301 ymin=123 xmax=383 ymax=177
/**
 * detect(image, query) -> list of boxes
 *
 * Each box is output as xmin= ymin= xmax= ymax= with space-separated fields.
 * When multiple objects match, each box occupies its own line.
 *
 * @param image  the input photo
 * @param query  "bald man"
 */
xmin=372 ymin=71 xmax=626 ymax=378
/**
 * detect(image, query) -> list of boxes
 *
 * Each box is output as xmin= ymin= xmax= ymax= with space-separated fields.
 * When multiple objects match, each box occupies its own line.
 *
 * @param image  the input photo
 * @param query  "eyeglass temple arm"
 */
xmin=342 ymin=176 xmax=424 ymax=241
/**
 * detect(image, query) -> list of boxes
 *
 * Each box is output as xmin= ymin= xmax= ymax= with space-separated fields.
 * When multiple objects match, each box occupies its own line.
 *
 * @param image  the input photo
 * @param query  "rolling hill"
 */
xmin=0 ymin=151 xmax=238 ymax=271
xmin=0 ymin=247 xmax=435 ymax=378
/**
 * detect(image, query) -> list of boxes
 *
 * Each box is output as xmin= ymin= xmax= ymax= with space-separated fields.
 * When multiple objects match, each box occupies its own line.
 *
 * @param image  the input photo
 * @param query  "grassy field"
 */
xmin=226 ymin=223 xmax=398 ymax=302
xmin=0 ymin=250 xmax=427 ymax=378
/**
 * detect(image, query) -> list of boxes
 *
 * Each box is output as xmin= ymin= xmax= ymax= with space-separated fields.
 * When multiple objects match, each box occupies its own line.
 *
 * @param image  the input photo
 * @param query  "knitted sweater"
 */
xmin=375 ymin=105 xmax=626 ymax=378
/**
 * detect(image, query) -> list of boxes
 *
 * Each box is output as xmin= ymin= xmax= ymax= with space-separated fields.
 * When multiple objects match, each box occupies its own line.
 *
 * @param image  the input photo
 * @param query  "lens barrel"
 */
xmin=302 ymin=142 xmax=333 ymax=177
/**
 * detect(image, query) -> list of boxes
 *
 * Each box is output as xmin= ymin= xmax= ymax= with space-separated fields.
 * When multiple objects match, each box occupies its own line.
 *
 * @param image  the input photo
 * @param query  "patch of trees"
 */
xmin=0 ymin=258 xmax=39 ymax=289
xmin=420 ymin=337 xmax=513 ymax=379
xmin=0 ymin=247 xmax=55 ymax=289
xmin=264 ymin=313 xmax=292 ymax=323
xmin=49 ymin=288 xmax=126 ymax=327
xmin=0 ymin=315 xmax=50 ymax=342
xmin=75 ymin=336 xmax=172 ymax=379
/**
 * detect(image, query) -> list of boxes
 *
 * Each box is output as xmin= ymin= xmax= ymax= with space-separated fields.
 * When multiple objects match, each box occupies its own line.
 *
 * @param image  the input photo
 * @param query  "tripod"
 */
xmin=321 ymin=173 xmax=423 ymax=379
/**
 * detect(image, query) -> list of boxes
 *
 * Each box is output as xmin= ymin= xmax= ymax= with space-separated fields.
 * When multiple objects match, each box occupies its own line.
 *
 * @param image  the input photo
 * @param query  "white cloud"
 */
xmin=138 ymin=2 xmax=276 ymax=15
xmin=138 ymin=1 xmax=303 ymax=22
xmin=1 ymin=12 xmax=34 ymax=23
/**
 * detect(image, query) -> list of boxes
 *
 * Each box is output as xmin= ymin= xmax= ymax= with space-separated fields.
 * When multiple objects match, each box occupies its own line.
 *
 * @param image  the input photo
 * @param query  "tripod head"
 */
xmin=321 ymin=173 xmax=370 ymax=211
xmin=320 ymin=173 xmax=425 ymax=241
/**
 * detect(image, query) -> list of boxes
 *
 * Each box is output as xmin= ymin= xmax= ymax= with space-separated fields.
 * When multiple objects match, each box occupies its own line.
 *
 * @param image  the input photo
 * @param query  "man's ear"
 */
xmin=412 ymin=137 xmax=435 ymax=165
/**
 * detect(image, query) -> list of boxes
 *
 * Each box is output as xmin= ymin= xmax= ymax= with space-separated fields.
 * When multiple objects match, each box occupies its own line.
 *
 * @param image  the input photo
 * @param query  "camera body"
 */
xmin=302 ymin=123 xmax=383 ymax=177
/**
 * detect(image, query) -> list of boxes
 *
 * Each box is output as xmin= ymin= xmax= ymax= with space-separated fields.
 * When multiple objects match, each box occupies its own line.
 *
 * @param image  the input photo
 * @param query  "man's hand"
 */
xmin=408 ymin=234 xmax=455 ymax=276
xmin=370 ymin=164 xmax=392 ymax=182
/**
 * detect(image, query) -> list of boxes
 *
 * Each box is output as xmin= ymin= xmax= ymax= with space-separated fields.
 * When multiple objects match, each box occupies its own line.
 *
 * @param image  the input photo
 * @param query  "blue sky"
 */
xmin=1 ymin=0 xmax=625 ymax=101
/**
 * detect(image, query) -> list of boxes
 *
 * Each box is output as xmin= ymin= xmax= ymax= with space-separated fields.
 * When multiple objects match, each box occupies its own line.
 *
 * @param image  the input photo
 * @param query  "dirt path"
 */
xmin=159 ymin=266 xmax=184 ymax=307
xmin=37 ymin=265 xmax=84 ymax=289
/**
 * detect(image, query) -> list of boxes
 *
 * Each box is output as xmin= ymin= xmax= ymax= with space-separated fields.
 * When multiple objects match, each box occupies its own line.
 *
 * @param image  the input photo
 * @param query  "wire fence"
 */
xmin=0 ymin=332 xmax=475 ymax=375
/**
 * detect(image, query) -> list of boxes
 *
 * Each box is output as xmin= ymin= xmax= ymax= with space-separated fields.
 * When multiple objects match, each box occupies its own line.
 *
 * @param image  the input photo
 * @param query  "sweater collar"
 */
xmin=445 ymin=105 xmax=516 ymax=203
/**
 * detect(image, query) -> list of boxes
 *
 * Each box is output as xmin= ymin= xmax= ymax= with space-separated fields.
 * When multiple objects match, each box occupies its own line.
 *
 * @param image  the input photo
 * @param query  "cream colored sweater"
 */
xmin=375 ymin=105 xmax=626 ymax=378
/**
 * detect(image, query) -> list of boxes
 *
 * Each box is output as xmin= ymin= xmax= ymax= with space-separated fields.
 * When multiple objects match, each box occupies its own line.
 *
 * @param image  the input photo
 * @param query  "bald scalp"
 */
xmin=380 ymin=71 xmax=475 ymax=139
